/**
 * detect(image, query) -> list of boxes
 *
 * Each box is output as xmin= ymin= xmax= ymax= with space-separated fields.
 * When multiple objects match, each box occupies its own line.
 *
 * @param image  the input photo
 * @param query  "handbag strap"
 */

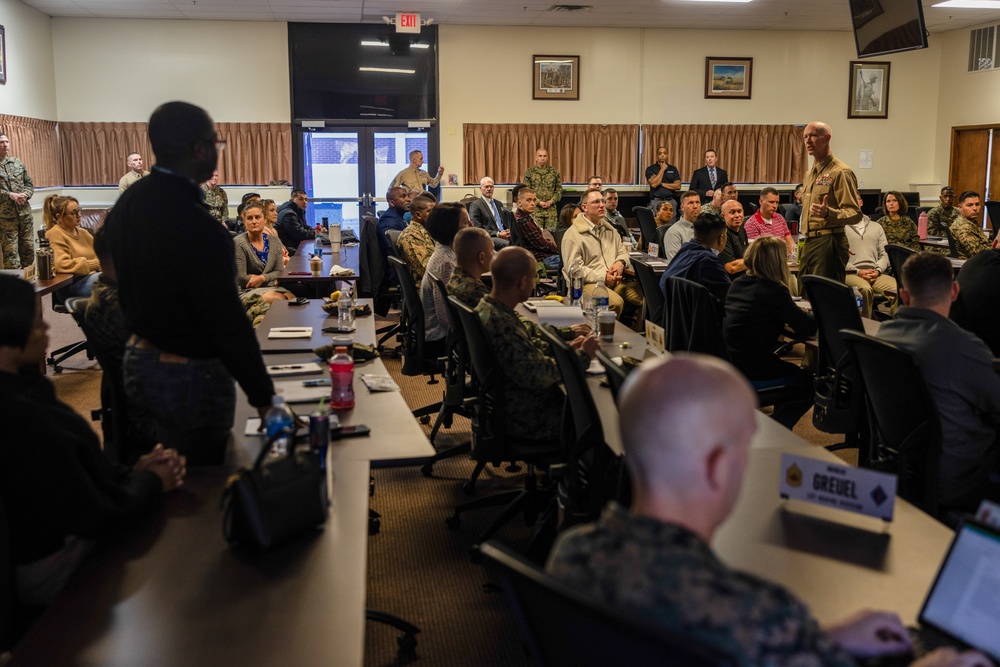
xmin=252 ymin=426 xmax=296 ymax=469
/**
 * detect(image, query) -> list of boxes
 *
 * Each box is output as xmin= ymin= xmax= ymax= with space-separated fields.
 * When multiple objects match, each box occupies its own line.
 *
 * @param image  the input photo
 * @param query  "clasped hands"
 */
xmin=246 ymin=274 xmax=268 ymax=289
xmin=7 ymin=192 xmax=28 ymax=205
xmin=856 ymin=269 xmax=880 ymax=285
xmin=133 ymin=444 xmax=187 ymax=493
xmin=605 ymin=262 xmax=625 ymax=288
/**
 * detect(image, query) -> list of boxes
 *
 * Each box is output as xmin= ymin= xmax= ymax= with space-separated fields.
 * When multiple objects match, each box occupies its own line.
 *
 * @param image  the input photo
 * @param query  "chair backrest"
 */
xmin=357 ymin=214 xmax=384 ymax=299
xmin=630 ymin=259 xmax=665 ymax=327
xmin=450 ymin=297 xmax=507 ymax=464
xmin=384 ymin=228 xmax=403 ymax=259
xmin=595 ymin=349 xmax=630 ymax=403
xmin=631 ymin=206 xmax=657 ymax=253
xmin=884 ymin=244 xmax=914 ymax=292
xmin=539 ymin=325 xmax=617 ymax=523
xmin=428 ymin=270 xmax=470 ymax=407
xmin=666 ymin=277 xmax=729 ymax=360
xmin=841 ymin=331 xmax=943 ymax=514
xmin=799 ymin=275 xmax=864 ymax=374
xmin=387 ymin=254 xmax=427 ymax=376
xmin=941 ymin=225 xmax=960 ymax=258
xmin=985 ymin=201 xmax=1000 ymax=239
xmin=508 ymin=212 xmax=524 ymax=248
xmin=0 ymin=480 xmax=14 ymax=653
xmin=479 ymin=541 xmax=735 ymax=667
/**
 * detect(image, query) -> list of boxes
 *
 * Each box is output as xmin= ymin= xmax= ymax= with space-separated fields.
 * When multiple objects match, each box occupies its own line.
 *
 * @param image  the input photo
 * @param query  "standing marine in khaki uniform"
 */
xmin=0 ymin=133 xmax=35 ymax=269
xmin=798 ymin=122 xmax=861 ymax=283
xmin=522 ymin=148 xmax=562 ymax=230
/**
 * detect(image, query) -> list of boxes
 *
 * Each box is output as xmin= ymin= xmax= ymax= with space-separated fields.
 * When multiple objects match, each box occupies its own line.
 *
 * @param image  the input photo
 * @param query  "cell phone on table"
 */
xmin=330 ymin=424 xmax=371 ymax=439
xmin=289 ymin=297 xmax=309 ymax=306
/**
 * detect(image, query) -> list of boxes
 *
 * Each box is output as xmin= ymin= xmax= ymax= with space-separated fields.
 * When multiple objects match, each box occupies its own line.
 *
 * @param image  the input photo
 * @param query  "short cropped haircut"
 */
xmin=941 ymin=186 xmax=954 ymax=194
xmin=412 ymin=191 xmax=437 ymax=205
xmin=719 ymin=182 xmax=736 ymax=192
xmin=901 ymin=252 xmax=953 ymax=304
xmin=408 ymin=149 xmax=422 ymax=160
xmin=410 ymin=195 xmax=435 ymax=217
xmin=0 ymin=274 xmax=37 ymax=348
xmin=425 ymin=202 xmax=467 ymax=246
xmin=604 ymin=187 xmax=618 ymax=195
xmin=680 ymin=190 xmax=700 ymax=204
xmin=290 ymin=189 xmax=306 ymax=199
xmin=759 ymin=186 xmax=779 ymax=199
xmin=387 ymin=186 xmax=409 ymax=203
xmin=959 ymin=190 xmax=980 ymax=204
xmin=692 ymin=213 xmax=726 ymax=245
xmin=515 ymin=185 xmax=536 ymax=202
xmin=490 ymin=247 xmax=535 ymax=290
xmin=148 ymin=101 xmax=214 ymax=163
xmin=241 ymin=192 xmax=260 ymax=205
xmin=883 ymin=190 xmax=909 ymax=216
xmin=453 ymin=227 xmax=492 ymax=266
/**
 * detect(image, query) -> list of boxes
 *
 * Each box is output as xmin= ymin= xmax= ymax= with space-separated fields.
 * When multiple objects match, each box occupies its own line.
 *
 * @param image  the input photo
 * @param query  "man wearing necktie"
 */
xmin=690 ymin=150 xmax=730 ymax=205
xmin=468 ymin=176 xmax=511 ymax=250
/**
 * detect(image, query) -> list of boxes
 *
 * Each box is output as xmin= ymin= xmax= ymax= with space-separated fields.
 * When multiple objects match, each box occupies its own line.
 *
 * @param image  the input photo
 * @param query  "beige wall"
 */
xmin=439 ymin=24 xmax=945 ymax=192
xmin=933 ymin=22 xmax=1000 ymax=190
xmin=51 ymin=18 xmax=290 ymax=122
xmin=0 ymin=0 xmax=57 ymax=119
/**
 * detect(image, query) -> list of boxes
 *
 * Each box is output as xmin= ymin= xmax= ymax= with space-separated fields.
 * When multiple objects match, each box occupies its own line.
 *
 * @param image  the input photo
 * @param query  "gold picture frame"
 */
xmin=533 ymin=55 xmax=580 ymax=101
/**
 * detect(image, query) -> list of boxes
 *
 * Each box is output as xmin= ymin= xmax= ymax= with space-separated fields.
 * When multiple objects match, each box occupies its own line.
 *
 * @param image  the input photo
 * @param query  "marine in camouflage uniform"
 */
xmin=396 ymin=221 xmax=435 ymax=289
xmin=950 ymin=216 xmax=991 ymax=260
xmin=0 ymin=147 xmax=35 ymax=269
xmin=202 ymin=183 xmax=229 ymax=225
xmin=446 ymin=265 xmax=488 ymax=308
xmin=926 ymin=204 xmax=959 ymax=238
xmin=476 ymin=294 xmax=584 ymax=441
xmin=547 ymin=503 xmax=858 ymax=667
xmin=522 ymin=165 xmax=562 ymax=230
xmin=875 ymin=214 xmax=920 ymax=252
xmin=243 ymin=293 xmax=271 ymax=329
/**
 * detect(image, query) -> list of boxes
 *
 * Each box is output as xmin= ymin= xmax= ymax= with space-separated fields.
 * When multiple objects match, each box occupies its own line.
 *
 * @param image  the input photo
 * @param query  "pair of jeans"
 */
xmin=124 ymin=343 xmax=236 ymax=465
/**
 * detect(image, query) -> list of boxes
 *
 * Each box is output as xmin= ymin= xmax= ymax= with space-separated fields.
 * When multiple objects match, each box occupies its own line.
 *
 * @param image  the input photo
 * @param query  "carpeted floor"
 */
xmin=46 ymin=308 xmax=857 ymax=666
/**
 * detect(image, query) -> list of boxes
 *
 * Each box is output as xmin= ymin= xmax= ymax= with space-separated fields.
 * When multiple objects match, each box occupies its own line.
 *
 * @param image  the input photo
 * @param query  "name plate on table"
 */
xmin=647 ymin=243 xmax=659 ymax=258
xmin=645 ymin=320 xmax=665 ymax=354
xmin=779 ymin=453 xmax=897 ymax=522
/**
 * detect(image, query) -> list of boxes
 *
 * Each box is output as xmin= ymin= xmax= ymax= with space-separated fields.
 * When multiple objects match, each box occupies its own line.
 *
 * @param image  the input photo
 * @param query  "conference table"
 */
xmin=11 ymin=298 xmax=434 ymax=667
xmin=523 ymin=303 xmax=954 ymax=627
xmin=919 ymin=236 xmax=949 ymax=250
xmin=276 ymin=240 xmax=360 ymax=297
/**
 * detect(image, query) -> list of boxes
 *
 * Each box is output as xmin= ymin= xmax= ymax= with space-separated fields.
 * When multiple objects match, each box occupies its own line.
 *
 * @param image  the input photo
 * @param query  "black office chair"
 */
xmin=885 ymin=244 xmax=914 ymax=290
xmin=540 ymin=326 xmax=622 ymax=532
xmin=419 ymin=270 xmax=476 ymax=476
xmin=479 ymin=541 xmax=736 ymax=667
xmin=357 ymin=214 xmax=401 ymax=351
xmin=984 ymin=201 xmax=1000 ymax=240
xmin=841 ymin=331 xmax=943 ymax=517
xmin=630 ymin=258 xmax=664 ymax=328
xmin=446 ymin=298 xmax=561 ymax=548
xmin=595 ymin=349 xmax=632 ymax=403
xmin=631 ymin=205 xmax=657 ymax=253
xmin=941 ymin=226 xmax=960 ymax=259
xmin=800 ymin=276 xmax=872 ymax=464
xmin=46 ymin=290 xmax=94 ymax=373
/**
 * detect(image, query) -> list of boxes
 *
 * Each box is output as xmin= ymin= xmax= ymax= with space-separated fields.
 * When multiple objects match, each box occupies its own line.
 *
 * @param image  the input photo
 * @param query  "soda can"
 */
xmin=309 ymin=413 xmax=330 ymax=450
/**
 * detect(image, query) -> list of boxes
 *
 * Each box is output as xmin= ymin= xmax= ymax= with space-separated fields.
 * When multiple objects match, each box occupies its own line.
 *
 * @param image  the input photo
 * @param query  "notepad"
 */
xmin=536 ymin=306 xmax=586 ymax=328
xmin=268 ymin=327 xmax=313 ymax=339
xmin=273 ymin=379 xmax=331 ymax=403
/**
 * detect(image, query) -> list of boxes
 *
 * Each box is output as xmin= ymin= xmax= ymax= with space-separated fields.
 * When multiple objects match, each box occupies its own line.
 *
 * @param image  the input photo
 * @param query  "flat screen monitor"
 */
xmin=850 ymin=0 xmax=928 ymax=58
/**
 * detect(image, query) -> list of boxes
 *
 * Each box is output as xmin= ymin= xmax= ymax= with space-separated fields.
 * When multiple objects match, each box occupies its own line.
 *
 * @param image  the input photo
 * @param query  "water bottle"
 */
xmin=852 ymin=286 xmax=864 ymax=312
xmin=569 ymin=259 xmax=583 ymax=307
xmin=337 ymin=291 xmax=354 ymax=330
xmin=36 ymin=237 xmax=54 ymax=279
xmin=313 ymin=225 xmax=323 ymax=257
xmin=918 ymin=211 xmax=928 ymax=239
xmin=592 ymin=281 xmax=610 ymax=331
xmin=264 ymin=395 xmax=295 ymax=456
xmin=329 ymin=346 xmax=355 ymax=410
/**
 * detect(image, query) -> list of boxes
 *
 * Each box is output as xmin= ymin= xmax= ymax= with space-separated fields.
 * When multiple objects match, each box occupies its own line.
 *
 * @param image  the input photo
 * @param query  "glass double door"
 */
xmin=298 ymin=126 xmax=437 ymax=236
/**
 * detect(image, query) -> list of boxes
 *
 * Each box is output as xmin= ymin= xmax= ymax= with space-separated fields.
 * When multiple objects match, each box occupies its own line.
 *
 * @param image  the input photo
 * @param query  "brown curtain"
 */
xmin=642 ymin=124 xmax=807 ymax=185
xmin=464 ymin=123 xmax=638 ymax=185
xmin=59 ymin=121 xmax=292 ymax=186
xmin=0 ymin=114 xmax=61 ymax=187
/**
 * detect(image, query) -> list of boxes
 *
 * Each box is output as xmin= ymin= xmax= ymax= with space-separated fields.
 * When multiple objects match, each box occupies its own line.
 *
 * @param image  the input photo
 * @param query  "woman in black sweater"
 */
xmin=0 ymin=275 xmax=185 ymax=608
xmin=723 ymin=236 xmax=817 ymax=429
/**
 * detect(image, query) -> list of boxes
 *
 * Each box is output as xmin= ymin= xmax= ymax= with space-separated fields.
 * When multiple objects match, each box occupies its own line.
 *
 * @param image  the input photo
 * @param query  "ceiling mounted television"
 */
xmin=850 ymin=0 xmax=929 ymax=58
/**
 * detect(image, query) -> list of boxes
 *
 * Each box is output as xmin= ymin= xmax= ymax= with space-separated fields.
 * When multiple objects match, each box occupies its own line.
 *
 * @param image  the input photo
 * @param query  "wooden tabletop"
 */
xmin=1 ymin=269 xmax=75 ymax=297
xmin=276 ymin=240 xmax=359 ymax=285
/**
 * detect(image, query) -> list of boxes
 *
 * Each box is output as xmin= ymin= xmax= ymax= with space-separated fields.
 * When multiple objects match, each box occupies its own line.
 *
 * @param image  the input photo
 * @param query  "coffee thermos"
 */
xmin=36 ymin=237 xmax=55 ymax=279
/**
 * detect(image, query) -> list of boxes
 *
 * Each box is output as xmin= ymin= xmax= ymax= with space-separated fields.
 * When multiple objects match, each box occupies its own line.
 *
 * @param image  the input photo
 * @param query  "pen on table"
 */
xmin=269 ymin=365 xmax=303 ymax=370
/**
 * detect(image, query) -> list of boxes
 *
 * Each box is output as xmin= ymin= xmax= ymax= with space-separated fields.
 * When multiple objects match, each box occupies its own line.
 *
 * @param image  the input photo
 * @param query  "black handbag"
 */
xmin=221 ymin=428 xmax=329 ymax=550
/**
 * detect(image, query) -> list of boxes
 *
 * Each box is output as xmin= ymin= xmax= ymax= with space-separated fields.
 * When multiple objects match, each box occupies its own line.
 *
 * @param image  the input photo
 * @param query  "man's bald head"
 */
xmin=454 ymin=227 xmax=493 ymax=270
xmin=618 ymin=354 xmax=757 ymax=538
xmin=803 ymin=122 xmax=832 ymax=161
xmin=721 ymin=199 xmax=745 ymax=232
xmin=490 ymin=246 xmax=536 ymax=290
xmin=148 ymin=101 xmax=217 ymax=181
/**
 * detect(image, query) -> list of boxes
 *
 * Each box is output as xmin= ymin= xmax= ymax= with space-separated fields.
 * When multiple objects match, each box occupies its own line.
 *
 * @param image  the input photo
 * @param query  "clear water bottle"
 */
xmin=592 ymin=281 xmax=610 ymax=330
xmin=329 ymin=346 xmax=355 ymax=410
xmin=264 ymin=395 xmax=295 ymax=456
xmin=337 ymin=291 xmax=354 ymax=330
xmin=917 ymin=211 xmax=928 ymax=239
xmin=569 ymin=259 xmax=583 ymax=307
xmin=852 ymin=286 xmax=864 ymax=312
xmin=313 ymin=225 xmax=323 ymax=257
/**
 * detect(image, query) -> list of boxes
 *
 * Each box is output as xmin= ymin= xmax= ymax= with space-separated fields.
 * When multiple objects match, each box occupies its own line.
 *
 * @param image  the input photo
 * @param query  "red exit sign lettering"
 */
xmin=396 ymin=12 xmax=421 ymax=33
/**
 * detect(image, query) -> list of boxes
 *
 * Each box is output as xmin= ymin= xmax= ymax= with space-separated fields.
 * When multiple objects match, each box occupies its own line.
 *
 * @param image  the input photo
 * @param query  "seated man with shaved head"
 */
xmin=476 ymin=247 xmax=598 ymax=441
xmin=447 ymin=226 xmax=494 ymax=308
xmin=547 ymin=355 xmax=984 ymax=667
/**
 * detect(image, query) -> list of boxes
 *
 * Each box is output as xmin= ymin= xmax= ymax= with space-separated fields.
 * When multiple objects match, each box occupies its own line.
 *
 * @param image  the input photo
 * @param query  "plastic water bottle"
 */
xmin=329 ymin=346 xmax=355 ymax=410
xmin=592 ymin=281 xmax=610 ymax=330
xmin=337 ymin=291 xmax=354 ymax=330
xmin=569 ymin=259 xmax=583 ymax=307
xmin=265 ymin=396 xmax=295 ymax=456
xmin=852 ymin=286 xmax=864 ymax=312
xmin=313 ymin=225 xmax=323 ymax=257
xmin=918 ymin=211 xmax=928 ymax=239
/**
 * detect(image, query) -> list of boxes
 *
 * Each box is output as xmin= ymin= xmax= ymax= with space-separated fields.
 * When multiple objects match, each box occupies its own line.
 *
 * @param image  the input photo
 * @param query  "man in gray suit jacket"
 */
xmin=689 ymin=149 xmax=730 ymax=204
xmin=468 ymin=177 xmax=511 ymax=250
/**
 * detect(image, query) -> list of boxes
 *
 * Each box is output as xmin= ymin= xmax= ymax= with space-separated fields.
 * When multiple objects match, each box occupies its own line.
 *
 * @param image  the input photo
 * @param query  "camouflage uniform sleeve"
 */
xmin=926 ymin=207 xmax=944 ymax=237
xmin=552 ymin=169 xmax=562 ymax=203
xmin=22 ymin=162 xmax=34 ymax=199
xmin=481 ymin=305 xmax=561 ymax=392
xmin=950 ymin=219 xmax=991 ymax=259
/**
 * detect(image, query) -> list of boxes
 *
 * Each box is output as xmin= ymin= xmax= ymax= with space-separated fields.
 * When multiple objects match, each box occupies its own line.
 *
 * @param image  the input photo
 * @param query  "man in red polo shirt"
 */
xmin=745 ymin=186 xmax=794 ymax=257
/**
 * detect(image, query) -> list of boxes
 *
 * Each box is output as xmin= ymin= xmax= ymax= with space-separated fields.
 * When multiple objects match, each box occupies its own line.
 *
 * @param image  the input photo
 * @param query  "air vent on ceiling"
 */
xmin=969 ymin=25 xmax=998 ymax=72
xmin=548 ymin=5 xmax=593 ymax=12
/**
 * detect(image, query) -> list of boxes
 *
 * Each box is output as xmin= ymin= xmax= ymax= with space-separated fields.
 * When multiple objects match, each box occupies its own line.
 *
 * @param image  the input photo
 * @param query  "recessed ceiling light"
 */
xmin=359 ymin=67 xmax=416 ymax=74
xmin=933 ymin=0 xmax=1000 ymax=6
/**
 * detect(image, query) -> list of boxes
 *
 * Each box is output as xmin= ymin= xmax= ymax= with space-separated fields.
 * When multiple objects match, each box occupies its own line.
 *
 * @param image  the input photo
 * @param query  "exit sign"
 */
xmin=396 ymin=12 xmax=421 ymax=33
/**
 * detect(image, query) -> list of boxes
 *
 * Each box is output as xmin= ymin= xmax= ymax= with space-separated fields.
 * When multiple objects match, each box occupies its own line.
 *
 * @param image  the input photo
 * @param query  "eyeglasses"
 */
xmin=66 ymin=210 xmax=81 ymax=216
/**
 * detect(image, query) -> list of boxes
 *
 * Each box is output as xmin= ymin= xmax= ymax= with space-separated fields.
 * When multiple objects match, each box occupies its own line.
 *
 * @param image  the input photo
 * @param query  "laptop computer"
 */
xmin=898 ymin=521 xmax=1000 ymax=662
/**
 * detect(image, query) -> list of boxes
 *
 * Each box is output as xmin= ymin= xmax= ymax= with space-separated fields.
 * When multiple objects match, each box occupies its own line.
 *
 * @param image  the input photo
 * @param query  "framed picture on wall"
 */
xmin=533 ymin=55 xmax=580 ymax=101
xmin=848 ymin=60 xmax=890 ymax=119
xmin=0 ymin=26 xmax=7 ymax=85
xmin=704 ymin=57 xmax=753 ymax=99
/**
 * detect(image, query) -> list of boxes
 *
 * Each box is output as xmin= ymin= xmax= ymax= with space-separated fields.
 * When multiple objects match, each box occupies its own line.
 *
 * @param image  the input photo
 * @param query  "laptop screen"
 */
xmin=920 ymin=523 xmax=1000 ymax=660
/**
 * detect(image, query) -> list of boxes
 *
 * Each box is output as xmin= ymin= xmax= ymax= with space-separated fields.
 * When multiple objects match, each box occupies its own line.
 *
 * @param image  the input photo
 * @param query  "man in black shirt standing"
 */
xmin=644 ymin=146 xmax=682 ymax=221
xmin=105 ymin=101 xmax=274 ymax=465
